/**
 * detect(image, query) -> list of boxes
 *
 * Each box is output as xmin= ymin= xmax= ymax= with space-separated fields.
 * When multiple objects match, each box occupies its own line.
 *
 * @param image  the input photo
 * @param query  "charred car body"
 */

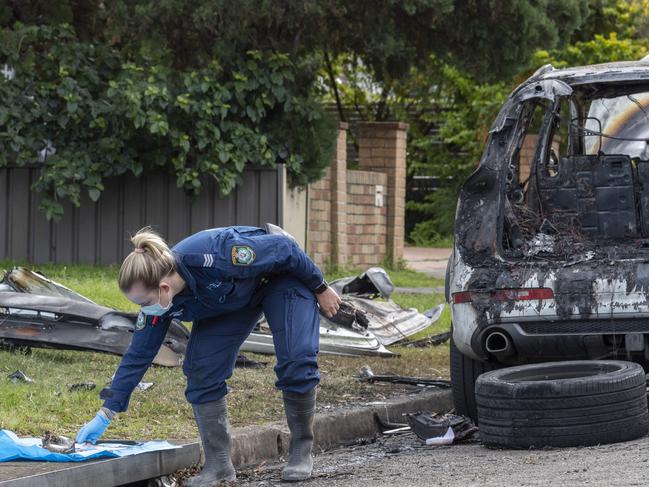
xmin=448 ymin=58 xmax=649 ymax=418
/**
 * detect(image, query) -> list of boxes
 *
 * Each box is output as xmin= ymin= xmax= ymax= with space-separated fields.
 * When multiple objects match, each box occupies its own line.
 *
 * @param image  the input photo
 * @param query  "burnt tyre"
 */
xmin=450 ymin=338 xmax=498 ymax=422
xmin=476 ymin=360 xmax=649 ymax=449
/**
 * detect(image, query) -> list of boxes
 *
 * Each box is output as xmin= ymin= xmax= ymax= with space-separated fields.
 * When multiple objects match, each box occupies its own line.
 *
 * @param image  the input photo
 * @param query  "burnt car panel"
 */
xmin=0 ymin=269 xmax=190 ymax=366
xmin=537 ymin=154 xmax=637 ymax=239
xmin=0 ymin=267 xmax=440 ymax=361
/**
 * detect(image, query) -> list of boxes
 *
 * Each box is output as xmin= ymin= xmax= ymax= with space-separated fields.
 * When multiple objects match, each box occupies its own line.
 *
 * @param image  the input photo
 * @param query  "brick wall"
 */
xmin=308 ymin=169 xmax=333 ymax=266
xmin=346 ymin=170 xmax=388 ymax=266
xmin=519 ymin=134 xmax=561 ymax=183
xmin=307 ymin=122 xmax=407 ymax=268
xmin=519 ymin=134 xmax=537 ymax=182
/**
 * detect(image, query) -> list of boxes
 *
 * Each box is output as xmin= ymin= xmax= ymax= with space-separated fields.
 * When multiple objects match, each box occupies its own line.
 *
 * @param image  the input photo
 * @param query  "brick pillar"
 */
xmin=331 ymin=122 xmax=348 ymax=266
xmin=307 ymin=171 xmax=331 ymax=267
xmin=357 ymin=122 xmax=408 ymax=263
xmin=307 ymin=123 xmax=349 ymax=268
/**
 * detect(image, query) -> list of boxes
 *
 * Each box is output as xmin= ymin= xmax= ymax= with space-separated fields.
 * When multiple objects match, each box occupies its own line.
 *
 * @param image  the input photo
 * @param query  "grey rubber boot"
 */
xmin=185 ymin=398 xmax=236 ymax=486
xmin=281 ymin=389 xmax=316 ymax=482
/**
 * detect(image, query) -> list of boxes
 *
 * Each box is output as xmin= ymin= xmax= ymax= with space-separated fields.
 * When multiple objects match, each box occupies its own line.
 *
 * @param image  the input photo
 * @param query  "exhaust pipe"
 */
xmin=485 ymin=331 xmax=514 ymax=357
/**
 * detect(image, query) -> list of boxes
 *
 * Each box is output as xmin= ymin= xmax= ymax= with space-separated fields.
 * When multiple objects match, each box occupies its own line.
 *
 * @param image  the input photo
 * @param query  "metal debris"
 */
xmin=359 ymin=365 xmax=451 ymax=388
xmin=245 ymin=267 xmax=441 ymax=357
xmin=136 ymin=382 xmax=154 ymax=392
xmin=8 ymin=370 xmax=33 ymax=383
xmin=423 ymin=304 xmax=445 ymax=320
xmin=402 ymin=330 xmax=451 ymax=348
xmin=147 ymin=476 xmax=177 ymax=487
xmin=235 ymin=354 xmax=267 ymax=369
xmin=68 ymin=381 xmax=96 ymax=392
xmin=41 ymin=432 xmax=75 ymax=454
xmin=0 ymin=267 xmax=189 ymax=367
xmin=404 ymin=412 xmax=478 ymax=444
xmin=526 ymin=233 xmax=555 ymax=256
xmin=563 ymin=250 xmax=596 ymax=267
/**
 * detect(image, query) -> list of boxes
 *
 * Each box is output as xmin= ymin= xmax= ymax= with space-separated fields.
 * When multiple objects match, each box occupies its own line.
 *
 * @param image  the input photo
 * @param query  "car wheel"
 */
xmin=450 ymin=338 xmax=498 ymax=422
xmin=476 ymin=360 xmax=649 ymax=449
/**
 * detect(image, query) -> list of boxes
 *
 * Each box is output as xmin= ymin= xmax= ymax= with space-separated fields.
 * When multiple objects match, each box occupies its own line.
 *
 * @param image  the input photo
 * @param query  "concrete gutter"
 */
xmin=0 ymin=442 xmax=201 ymax=487
xmin=231 ymin=389 xmax=453 ymax=466
xmin=0 ymin=389 xmax=452 ymax=486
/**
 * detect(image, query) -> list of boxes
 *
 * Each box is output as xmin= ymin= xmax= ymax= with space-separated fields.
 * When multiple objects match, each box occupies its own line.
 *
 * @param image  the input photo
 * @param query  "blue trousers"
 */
xmin=182 ymin=276 xmax=320 ymax=404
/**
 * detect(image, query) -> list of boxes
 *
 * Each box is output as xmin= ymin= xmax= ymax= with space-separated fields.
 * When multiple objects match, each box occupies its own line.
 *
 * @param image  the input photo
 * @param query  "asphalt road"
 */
xmin=236 ymin=431 xmax=649 ymax=486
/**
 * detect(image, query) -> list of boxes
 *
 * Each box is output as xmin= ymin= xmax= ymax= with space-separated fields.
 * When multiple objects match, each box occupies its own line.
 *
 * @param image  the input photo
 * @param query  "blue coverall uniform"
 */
xmin=100 ymin=226 xmax=325 ymax=412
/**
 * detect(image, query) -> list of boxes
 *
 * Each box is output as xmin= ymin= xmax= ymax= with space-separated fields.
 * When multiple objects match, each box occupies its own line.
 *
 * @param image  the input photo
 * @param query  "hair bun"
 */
xmin=118 ymin=227 xmax=175 ymax=291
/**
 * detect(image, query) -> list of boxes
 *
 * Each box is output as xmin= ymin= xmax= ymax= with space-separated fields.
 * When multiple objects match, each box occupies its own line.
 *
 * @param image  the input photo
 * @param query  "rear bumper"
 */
xmin=472 ymin=318 xmax=649 ymax=362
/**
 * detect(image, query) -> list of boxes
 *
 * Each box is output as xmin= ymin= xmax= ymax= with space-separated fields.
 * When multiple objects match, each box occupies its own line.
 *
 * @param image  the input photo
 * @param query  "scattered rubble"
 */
xmin=404 ymin=412 xmax=478 ymax=445
xmin=235 ymin=354 xmax=267 ymax=369
xmin=401 ymin=330 xmax=451 ymax=348
xmin=359 ymin=365 xmax=451 ymax=389
xmin=525 ymin=233 xmax=555 ymax=256
xmin=68 ymin=381 xmax=96 ymax=392
xmin=41 ymin=432 xmax=75 ymax=454
xmin=135 ymin=382 xmax=154 ymax=392
xmin=146 ymin=475 xmax=177 ymax=487
xmin=7 ymin=370 xmax=32 ymax=384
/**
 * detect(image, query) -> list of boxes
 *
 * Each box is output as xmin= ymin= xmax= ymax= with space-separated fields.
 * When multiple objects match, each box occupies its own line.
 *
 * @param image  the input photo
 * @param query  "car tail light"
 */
xmin=452 ymin=288 xmax=554 ymax=304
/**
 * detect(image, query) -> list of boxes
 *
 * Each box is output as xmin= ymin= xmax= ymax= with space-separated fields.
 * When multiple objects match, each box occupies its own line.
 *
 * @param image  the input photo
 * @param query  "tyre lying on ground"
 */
xmin=476 ymin=360 xmax=649 ymax=449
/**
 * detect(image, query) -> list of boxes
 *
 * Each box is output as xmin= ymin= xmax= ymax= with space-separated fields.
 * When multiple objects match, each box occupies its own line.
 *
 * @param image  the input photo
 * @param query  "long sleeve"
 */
xmin=100 ymin=315 xmax=171 ymax=412
xmin=220 ymin=233 xmax=325 ymax=291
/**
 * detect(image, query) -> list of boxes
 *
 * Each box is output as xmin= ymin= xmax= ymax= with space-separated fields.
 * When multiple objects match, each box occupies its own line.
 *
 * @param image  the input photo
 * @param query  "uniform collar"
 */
xmin=173 ymin=251 xmax=198 ymax=296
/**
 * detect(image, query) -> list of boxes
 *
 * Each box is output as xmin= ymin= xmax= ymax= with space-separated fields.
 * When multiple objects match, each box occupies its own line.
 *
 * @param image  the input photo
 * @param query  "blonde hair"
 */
xmin=118 ymin=227 xmax=175 ymax=292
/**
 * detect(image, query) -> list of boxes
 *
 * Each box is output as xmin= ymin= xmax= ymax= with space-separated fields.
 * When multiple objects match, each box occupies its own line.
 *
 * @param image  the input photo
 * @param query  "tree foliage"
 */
xmin=0 ymin=0 xmax=593 ymax=219
xmin=0 ymin=23 xmax=334 ymax=219
xmin=402 ymin=64 xmax=509 ymax=245
xmin=32 ymin=0 xmax=587 ymax=81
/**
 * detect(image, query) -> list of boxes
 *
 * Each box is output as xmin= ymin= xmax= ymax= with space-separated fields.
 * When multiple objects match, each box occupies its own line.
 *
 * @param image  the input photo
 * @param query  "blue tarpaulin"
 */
xmin=0 ymin=430 xmax=179 ymax=462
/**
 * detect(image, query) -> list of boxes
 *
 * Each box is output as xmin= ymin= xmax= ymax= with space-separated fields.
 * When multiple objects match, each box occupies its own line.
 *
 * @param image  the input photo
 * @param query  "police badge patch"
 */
xmin=136 ymin=312 xmax=146 ymax=330
xmin=232 ymin=245 xmax=256 ymax=265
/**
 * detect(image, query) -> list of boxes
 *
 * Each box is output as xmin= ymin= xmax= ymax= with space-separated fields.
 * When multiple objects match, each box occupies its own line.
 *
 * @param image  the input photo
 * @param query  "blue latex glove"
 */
xmin=75 ymin=410 xmax=111 ymax=444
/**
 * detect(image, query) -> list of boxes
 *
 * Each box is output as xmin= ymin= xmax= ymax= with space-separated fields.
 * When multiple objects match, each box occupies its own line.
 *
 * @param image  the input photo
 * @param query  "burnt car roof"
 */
xmin=526 ymin=59 xmax=649 ymax=87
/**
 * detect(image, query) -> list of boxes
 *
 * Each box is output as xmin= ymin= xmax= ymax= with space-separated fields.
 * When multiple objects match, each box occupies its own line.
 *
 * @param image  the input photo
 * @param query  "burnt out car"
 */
xmin=448 ymin=58 xmax=649 ymax=419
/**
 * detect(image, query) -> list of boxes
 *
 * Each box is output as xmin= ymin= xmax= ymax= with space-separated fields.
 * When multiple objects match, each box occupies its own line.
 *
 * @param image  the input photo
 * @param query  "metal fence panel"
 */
xmin=0 ymin=166 xmax=283 ymax=264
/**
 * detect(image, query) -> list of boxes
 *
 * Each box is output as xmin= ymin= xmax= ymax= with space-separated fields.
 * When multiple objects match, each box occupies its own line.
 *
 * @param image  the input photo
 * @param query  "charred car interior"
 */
xmin=505 ymin=81 xmax=649 ymax=255
xmin=448 ymin=60 xmax=649 ymax=419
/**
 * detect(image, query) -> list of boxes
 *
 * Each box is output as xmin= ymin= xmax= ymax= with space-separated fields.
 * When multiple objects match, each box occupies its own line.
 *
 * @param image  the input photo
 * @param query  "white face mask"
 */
xmin=141 ymin=288 xmax=173 ymax=316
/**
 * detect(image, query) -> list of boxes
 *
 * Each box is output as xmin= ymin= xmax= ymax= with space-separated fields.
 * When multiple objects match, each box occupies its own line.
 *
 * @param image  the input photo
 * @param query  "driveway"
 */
xmin=403 ymin=247 xmax=451 ymax=280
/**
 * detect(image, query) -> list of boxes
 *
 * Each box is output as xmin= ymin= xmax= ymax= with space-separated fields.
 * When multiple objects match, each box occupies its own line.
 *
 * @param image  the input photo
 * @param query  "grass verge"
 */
xmin=0 ymin=262 xmax=450 ymax=440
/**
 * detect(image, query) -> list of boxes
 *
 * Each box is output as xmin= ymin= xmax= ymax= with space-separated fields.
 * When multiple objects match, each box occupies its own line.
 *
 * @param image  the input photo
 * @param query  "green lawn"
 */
xmin=0 ymin=262 xmax=450 ymax=440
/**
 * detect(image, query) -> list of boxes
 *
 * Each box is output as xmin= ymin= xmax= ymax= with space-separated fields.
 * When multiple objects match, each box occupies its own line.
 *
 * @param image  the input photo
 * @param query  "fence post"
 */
xmin=357 ymin=122 xmax=408 ymax=264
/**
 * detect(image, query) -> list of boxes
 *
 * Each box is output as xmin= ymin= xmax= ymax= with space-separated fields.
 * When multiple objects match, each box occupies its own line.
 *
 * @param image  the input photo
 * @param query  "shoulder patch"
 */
xmin=135 ymin=312 xmax=146 ymax=330
xmin=232 ymin=245 xmax=256 ymax=265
